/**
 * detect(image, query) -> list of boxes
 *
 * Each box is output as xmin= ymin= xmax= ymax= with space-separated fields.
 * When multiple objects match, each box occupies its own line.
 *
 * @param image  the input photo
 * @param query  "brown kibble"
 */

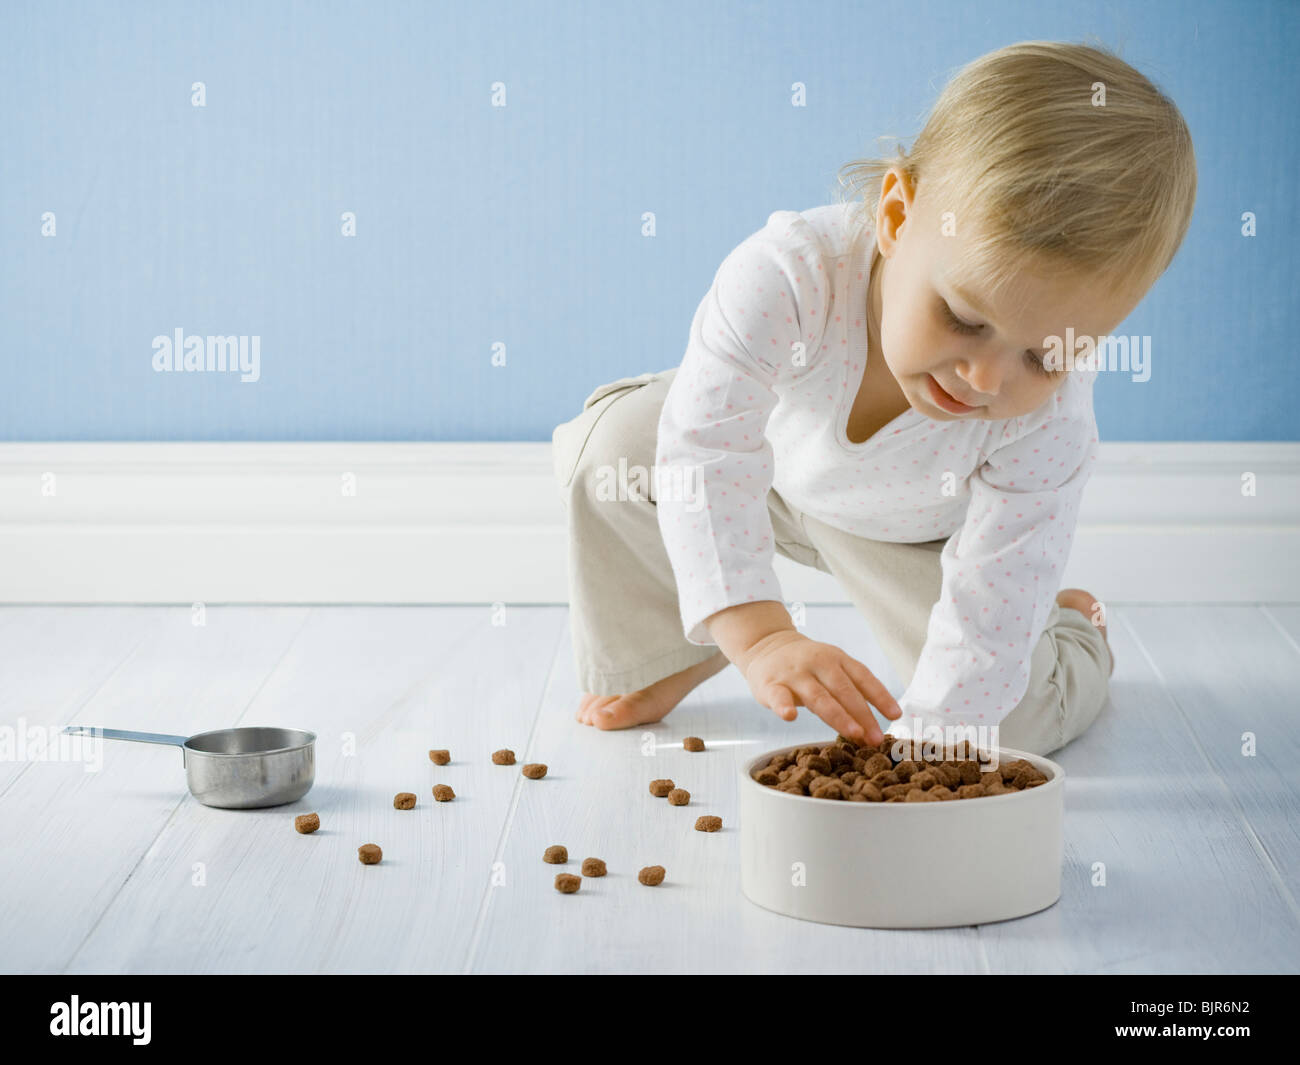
xmin=667 ymin=788 xmax=691 ymax=806
xmin=905 ymin=788 xmax=939 ymax=802
xmin=755 ymin=739 xmax=1045 ymax=802
xmin=554 ymin=873 xmax=581 ymax=894
xmin=543 ymin=845 xmax=568 ymax=864
xmin=432 ymin=783 xmax=455 ymax=801
xmin=638 ymin=865 xmax=666 ymax=886
xmin=491 ymin=748 xmax=516 ymax=765
xmin=393 ymin=792 xmax=417 ymax=809
xmin=428 ymin=749 xmax=450 ymax=765
xmin=894 ymin=759 xmax=920 ymax=782
xmin=649 ymin=778 xmax=674 ymax=797
xmin=796 ymin=753 xmax=832 ymax=774
xmin=934 ymin=763 xmax=963 ymax=789
xmin=695 ymin=815 xmax=723 ymax=832
xmin=581 ymin=857 xmax=607 ymax=877
xmin=824 ymin=744 xmax=851 ymax=767
xmin=911 ymin=769 xmax=940 ymax=790
xmin=294 ymin=813 xmax=320 ymax=834
xmin=521 ymin=763 xmax=547 ymax=779
xmin=810 ymin=778 xmax=848 ymax=800
xmin=683 ymin=736 xmax=705 ymax=752
xmin=358 ymin=843 xmax=383 ymax=864
xmin=856 ymin=781 xmax=885 ymax=802
xmin=862 ymin=753 xmax=893 ymax=776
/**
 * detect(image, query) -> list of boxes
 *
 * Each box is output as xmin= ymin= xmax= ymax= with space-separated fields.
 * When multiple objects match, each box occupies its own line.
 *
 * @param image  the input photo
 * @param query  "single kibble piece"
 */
xmin=432 ymin=784 xmax=455 ymax=802
xmin=683 ymin=736 xmax=705 ymax=752
xmin=393 ymin=792 xmax=417 ymax=810
xmin=428 ymin=749 xmax=450 ymax=765
xmin=754 ymin=768 xmax=780 ymax=786
xmin=667 ymin=788 xmax=691 ymax=806
xmin=905 ymin=788 xmax=939 ymax=802
xmin=581 ymin=857 xmax=607 ymax=877
xmin=294 ymin=812 xmax=320 ymax=834
xmin=521 ymin=763 xmax=548 ymax=779
xmin=649 ymin=778 xmax=674 ymax=797
xmin=543 ymin=845 xmax=568 ymax=864
xmin=638 ymin=865 xmax=666 ymax=886
xmin=810 ymin=778 xmax=847 ymax=801
xmin=695 ymin=815 xmax=723 ymax=832
xmin=358 ymin=843 xmax=383 ymax=864
xmin=492 ymin=748 xmax=516 ymax=765
xmin=554 ymin=873 xmax=581 ymax=894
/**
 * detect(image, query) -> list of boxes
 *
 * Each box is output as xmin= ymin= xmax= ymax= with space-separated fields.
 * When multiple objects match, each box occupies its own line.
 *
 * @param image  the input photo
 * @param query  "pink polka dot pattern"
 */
xmin=654 ymin=204 xmax=1102 ymax=730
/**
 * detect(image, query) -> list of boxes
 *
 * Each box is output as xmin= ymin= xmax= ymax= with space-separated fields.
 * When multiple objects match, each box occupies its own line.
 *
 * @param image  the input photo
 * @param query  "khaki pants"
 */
xmin=551 ymin=368 xmax=1113 ymax=757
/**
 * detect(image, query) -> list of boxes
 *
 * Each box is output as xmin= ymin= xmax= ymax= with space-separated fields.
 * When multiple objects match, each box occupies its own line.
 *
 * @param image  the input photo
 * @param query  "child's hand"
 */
xmin=735 ymin=630 xmax=902 ymax=745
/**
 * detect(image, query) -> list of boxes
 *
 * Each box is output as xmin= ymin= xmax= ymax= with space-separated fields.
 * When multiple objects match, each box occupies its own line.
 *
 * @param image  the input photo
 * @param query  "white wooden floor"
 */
xmin=1 ymin=603 xmax=1297 ymax=974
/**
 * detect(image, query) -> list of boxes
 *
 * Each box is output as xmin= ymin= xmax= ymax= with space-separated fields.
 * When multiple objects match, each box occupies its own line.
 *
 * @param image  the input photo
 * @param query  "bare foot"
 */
xmin=576 ymin=652 xmax=729 ymax=730
xmin=1056 ymin=587 xmax=1114 ymax=677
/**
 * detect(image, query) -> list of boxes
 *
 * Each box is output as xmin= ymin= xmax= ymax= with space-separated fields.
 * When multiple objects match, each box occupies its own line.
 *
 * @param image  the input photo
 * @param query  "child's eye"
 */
xmin=942 ymin=301 xmax=1058 ymax=377
xmin=941 ymin=301 xmax=982 ymax=336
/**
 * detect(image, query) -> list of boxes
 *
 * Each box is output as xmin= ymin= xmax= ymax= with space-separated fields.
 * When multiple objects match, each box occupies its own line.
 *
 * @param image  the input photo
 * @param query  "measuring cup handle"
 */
xmin=61 ymin=726 xmax=190 ymax=748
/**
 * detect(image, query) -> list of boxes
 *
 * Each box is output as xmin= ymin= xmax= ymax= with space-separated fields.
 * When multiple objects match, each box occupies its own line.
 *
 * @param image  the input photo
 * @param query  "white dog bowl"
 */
xmin=739 ymin=744 xmax=1065 ymax=928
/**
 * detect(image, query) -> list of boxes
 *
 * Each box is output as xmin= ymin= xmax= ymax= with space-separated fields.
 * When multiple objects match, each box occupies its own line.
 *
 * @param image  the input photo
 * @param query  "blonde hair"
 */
xmin=835 ymin=39 xmax=1197 ymax=303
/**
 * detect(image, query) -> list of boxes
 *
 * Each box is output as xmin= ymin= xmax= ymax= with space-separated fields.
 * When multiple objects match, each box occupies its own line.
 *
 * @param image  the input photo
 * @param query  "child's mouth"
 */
xmin=926 ymin=374 xmax=979 ymax=414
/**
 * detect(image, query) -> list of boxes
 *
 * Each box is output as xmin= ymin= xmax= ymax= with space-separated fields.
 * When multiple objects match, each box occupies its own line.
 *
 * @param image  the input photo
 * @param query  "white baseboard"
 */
xmin=1 ymin=442 xmax=1297 ymax=603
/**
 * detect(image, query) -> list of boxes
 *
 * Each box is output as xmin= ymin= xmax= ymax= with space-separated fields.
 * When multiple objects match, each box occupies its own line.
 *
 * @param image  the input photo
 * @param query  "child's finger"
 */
xmin=838 ymin=655 xmax=903 ymax=719
xmin=791 ymin=678 xmax=872 ymax=744
xmin=764 ymin=684 xmax=798 ymax=722
xmin=816 ymin=663 xmax=884 ymax=745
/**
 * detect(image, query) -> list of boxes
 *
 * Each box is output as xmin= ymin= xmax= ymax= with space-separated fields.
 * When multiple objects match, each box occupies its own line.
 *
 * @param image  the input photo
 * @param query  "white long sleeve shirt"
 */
xmin=654 ymin=203 xmax=1100 ymax=731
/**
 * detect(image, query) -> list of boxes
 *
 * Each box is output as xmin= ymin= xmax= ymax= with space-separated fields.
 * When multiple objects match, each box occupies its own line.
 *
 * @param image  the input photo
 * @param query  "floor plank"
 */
xmin=467 ymin=605 xmax=988 ymax=974
xmin=66 ymin=606 xmax=562 ymax=974
xmin=2 ymin=604 xmax=1295 ymax=974
xmin=0 ymin=606 xmax=312 ymax=973
xmin=975 ymin=605 xmax=1299 ymax=973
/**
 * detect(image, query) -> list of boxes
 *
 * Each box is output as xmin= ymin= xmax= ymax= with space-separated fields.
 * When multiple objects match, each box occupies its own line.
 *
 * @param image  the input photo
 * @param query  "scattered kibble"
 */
xmin=428 ymin=749 xmax=450 ymax=765
xmin=358 ymin=844 xmax=383 ymax=864
xmin=521 ymin=763 xmax=547 ymax=779
xmin=667 ymin=788 xmax=691 ymax=806
xmin=491 ymin=749 xmax=515 ymax=765
xmin=543 ymin=845 xmax=568 ymax=864
xmin=432 ymin=784 xmax=455 ymax=802
xmin=683 ymin=736 xmax=706 ymax=752
xmin=695 ymin=815 xmax=722 ymax=832
xmin=751 ymin=738 xmax=1048 ymax=801
xmin=393 ymin=792 xmax=417 ymax=809
xmin=649 ymin=778 xmax=674 ymax=797
xmin=581 ymin=857 xmax=607 ymax=877
xmin=554 ymin=873 xmax=581 ymax=894
xmin=638 ymin=865 xmax=666 ymax=886
xmin=294 ymin=813 xmax=320 ymax=834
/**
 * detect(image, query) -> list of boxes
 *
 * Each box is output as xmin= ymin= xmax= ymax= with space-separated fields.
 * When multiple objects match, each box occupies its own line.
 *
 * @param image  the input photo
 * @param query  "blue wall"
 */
xmin=1 ymin=0 xmax=1296 ymax=441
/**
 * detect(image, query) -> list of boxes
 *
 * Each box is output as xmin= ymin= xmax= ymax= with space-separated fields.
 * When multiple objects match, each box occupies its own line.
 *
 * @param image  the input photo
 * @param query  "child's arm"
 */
xmin=654 ymin=210 xmax=829 ymax=645
xmin=894 ymin=370 xmax=1102 ymax=738
xmin=653 ymin=211 xmax=902 ymax=742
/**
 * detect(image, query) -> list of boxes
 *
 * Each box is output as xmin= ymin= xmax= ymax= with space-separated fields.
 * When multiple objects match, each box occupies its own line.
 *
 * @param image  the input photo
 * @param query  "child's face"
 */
xmin=868 ymin=167 xmax=1146 ymax=421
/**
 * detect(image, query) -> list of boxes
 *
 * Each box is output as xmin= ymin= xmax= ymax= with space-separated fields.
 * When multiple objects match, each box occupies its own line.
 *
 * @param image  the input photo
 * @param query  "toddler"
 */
xmin=551 ymin=40 xmax=1196 ymax=756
